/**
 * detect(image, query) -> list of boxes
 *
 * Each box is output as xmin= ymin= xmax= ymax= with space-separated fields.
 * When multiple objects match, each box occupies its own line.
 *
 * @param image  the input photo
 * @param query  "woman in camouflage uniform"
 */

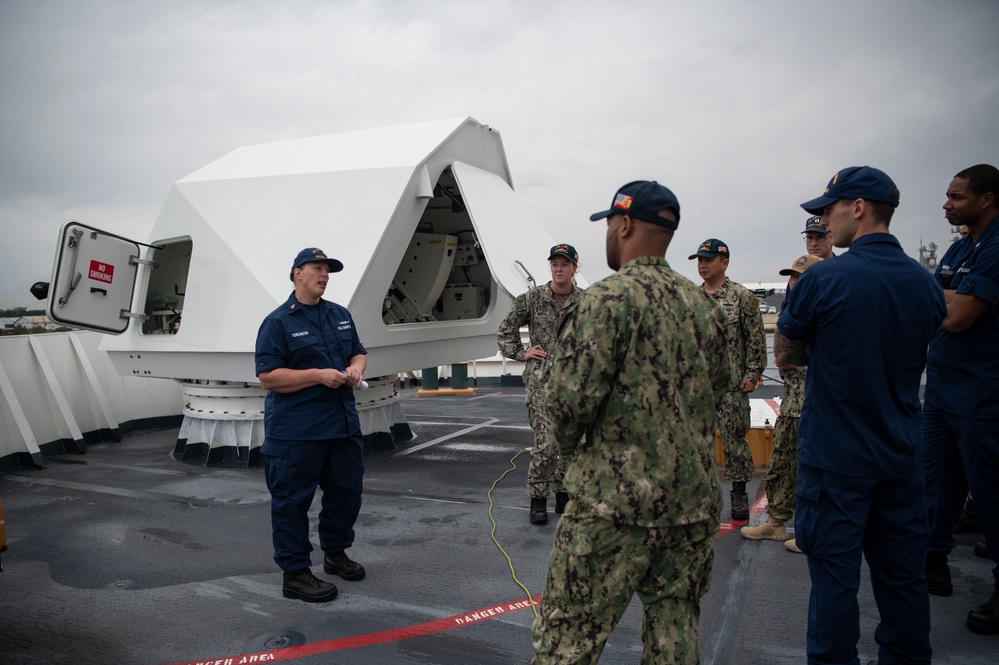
xmin=497 ymin=243 xmax=584 ymax=524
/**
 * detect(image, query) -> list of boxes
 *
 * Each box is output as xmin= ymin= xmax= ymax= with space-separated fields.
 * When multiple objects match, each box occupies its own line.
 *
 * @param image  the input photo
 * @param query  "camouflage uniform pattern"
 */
xmin=764 ymin=367 xmax=806 ymax=521
xmin=709 ymin=278 xmax=767 ymax=483
xmin=531 ymin=257 xmax=730 ymax=663
xmin=497 ymin=282 xmax=583 ymax=498
xmin=525 ymin=402 xmax=562 ymax=498
xmin=532 ymin=518 xmax=715 ymax=665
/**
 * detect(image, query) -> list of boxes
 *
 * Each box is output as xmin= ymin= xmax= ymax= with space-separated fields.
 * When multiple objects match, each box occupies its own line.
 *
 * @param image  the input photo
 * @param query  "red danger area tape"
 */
xmin=164 ymin=594 xmax=543 ymax=665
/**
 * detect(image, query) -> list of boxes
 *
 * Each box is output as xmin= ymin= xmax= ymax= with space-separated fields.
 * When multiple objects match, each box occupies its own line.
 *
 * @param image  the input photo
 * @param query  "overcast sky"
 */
xmin=2 ymin=0 xmax=997 ymax=309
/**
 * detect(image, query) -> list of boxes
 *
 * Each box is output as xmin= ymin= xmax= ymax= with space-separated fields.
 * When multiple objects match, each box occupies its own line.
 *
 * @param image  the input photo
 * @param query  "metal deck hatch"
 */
xmin=46 ymin=222 xmax=141 ymax=334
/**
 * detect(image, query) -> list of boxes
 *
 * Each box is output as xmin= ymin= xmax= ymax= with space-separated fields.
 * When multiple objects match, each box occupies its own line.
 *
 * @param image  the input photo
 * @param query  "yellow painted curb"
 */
xmin=416 ymin=388 xmax=478 ymax=397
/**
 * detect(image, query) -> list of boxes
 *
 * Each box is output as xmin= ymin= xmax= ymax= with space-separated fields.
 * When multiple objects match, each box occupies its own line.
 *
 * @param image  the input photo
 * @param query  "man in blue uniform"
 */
xmin=801 ymin=215 xmax=835 ymax=259
xmin=255 ymin=247 xmax=368 ymax=603
xmin=921 ymin=163 xmax=999 ymax=634
xmin=775 ymin=166 xmax=945 ymax=665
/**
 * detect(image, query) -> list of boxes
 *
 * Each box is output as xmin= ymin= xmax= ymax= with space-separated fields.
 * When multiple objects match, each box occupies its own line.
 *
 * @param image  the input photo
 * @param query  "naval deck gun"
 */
xmin=37 ymin=117 xmax=584 ymax=464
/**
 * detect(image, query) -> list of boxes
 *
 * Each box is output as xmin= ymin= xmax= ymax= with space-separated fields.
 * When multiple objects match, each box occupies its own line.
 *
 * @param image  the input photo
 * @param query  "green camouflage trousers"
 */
xmin=718 ymin=391 xmax=753 ymax=483
xmin=532 ymin=516 xmax=717 ymax=664
xmin=763 ymin=414 xmax=799 ymax=522
xmin=527 ymin=401 xmax=568 ymax=499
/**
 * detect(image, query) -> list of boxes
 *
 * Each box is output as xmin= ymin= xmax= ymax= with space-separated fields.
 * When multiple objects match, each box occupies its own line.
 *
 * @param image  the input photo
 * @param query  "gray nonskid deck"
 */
xmin=0 ymin=386 xmax=993 ymax=664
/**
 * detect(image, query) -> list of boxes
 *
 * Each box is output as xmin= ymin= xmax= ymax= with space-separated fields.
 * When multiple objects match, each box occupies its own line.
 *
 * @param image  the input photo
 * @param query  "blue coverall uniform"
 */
xmin=923 ymin=215 xmax=999 ymax=581
xmin=255 ymin=293 xmax=367 ymax=573
xmin=779 ymin=233 xmax=945 ymax=665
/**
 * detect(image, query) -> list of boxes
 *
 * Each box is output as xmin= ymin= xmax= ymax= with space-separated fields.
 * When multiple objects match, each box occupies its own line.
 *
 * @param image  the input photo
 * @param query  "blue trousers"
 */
xmin=795 ymin=463 xmax=931 ymax=665
xmin=922 ymin=404 xmax=999 ymax=579
xmin=261 ymin=436 xmax=364 ymax=573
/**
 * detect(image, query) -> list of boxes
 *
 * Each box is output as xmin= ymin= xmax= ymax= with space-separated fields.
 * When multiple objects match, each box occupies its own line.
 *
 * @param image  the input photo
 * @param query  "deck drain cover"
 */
xmin=245 ymin=630 xmax=306 ymax=652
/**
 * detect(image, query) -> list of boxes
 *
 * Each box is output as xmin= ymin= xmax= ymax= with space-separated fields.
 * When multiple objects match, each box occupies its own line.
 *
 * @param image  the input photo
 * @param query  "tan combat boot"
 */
xmin=784 ymin=538 xmax=803 ymax=554
xmin=740 ymin=516 xmax=788 ymax=541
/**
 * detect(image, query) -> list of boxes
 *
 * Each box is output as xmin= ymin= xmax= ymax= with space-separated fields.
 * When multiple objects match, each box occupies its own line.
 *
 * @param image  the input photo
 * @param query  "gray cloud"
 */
xmin=1 ymin=0 xmax=997 ymax=308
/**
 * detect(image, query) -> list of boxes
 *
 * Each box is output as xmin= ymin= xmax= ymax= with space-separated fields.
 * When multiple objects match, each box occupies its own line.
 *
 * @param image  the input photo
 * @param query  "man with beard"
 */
xmin=922 ymin=163 xmax=999 ymax=634
xmin=532 ymin=180 xmax=729 ymax=664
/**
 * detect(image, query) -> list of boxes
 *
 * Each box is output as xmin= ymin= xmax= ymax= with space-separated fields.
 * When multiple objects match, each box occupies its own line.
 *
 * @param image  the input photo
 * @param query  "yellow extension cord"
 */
xmin=487 ymin=447 xmax=540 ymax=618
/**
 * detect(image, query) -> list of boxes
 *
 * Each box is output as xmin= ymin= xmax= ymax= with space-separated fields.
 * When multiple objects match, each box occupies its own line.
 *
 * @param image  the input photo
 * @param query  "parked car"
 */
xmin=767 ymin=306 xmax=777 ymax=314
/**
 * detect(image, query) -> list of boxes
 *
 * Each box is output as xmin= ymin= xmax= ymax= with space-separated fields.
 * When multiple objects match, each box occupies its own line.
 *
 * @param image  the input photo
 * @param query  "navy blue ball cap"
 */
xmin=688 ymin=238 xmax=730 ymax=260
xmin=589 ymin=180 xmax=680 ymax=229
xmin=548 ymin=243 xmax=579 ymax=263
xmin=801 ymin=216 xmax=828 ymax=234
xmin=292 ymin=247 xmax=343 ymax=273
xmin=800 ymin=166 xmax=900 ymax=215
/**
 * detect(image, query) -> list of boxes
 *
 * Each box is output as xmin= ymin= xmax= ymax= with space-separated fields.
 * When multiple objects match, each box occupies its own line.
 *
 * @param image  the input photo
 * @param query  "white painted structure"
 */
xmin=41 ymin=117 xmax=582 ymax=463
xmin=0 ymin=328 xmax=782 ymax=469
xmin=0 ymin=331 xmax=183 ymax=468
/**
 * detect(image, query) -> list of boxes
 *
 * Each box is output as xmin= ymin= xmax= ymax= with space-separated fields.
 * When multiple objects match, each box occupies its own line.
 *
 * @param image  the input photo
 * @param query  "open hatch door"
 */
xmin=451 ymin=161 xmax=578 ymax=299
xmin=46 ymin=222 xmax=142 ymax=334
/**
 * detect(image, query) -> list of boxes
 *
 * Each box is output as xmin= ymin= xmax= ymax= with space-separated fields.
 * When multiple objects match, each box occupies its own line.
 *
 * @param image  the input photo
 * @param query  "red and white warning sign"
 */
xmin=89 ymin=260 xmax=114 ymax=284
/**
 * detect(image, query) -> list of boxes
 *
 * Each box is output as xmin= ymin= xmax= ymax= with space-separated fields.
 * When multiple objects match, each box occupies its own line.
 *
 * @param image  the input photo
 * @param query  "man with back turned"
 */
xmin=775 ymin=166 xmax=945 ymax=664
xmin=532 ymin=180 xmax=730 ymax=664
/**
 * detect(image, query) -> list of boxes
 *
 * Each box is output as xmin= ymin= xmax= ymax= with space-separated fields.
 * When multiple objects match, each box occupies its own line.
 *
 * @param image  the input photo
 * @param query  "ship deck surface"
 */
xmin=0 ymin=385 xmax=992 ymax=664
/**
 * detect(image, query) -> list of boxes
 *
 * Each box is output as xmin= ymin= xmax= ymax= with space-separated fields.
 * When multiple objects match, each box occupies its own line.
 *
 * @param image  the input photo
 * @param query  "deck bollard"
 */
xmin=422 ymin=367 xmax=439 ymax=390
xmin=452 ymin=363 xmax=468 ymax=390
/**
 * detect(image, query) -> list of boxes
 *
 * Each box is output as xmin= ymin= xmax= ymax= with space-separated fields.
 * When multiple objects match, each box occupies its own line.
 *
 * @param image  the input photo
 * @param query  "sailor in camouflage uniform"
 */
xmin=741 ymin=254 xmax=822 ymax=551
xmin=532 ymin=181 xmax=730 ymax=665
xmin=497 ymin=243 xmax=584 ymax=524
xmin=689 ymin=238 xmax=767 ymax=521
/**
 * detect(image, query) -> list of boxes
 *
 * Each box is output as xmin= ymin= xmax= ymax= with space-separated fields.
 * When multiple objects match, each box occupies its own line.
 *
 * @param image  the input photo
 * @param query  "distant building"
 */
xmin=14 ymin=315 xmax=61 ymax=332
xmin=918 ymin=241 xmax=938 ymax=273
xmin=742 ymin=282 xmax=786 ymax=313
xmin=0 ymin=317 xmax=18 ymax=332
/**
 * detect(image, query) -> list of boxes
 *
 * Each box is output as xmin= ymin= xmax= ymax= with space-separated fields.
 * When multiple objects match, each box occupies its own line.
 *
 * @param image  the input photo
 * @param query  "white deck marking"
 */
xmin=395 ymin=418 xmax=500 ymax=456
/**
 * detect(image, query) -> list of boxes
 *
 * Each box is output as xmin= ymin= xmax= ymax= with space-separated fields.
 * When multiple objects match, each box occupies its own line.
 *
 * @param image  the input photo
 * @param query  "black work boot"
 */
xmin=925 ymin=552 xmax=953 ymax=596
xmin=954 ymin=495 xmax=981 ymax=534
xmin=323 ymin=550 xmax=366 ymax=581
xmin=554 ymin=491 xmax=570 ymax=514
xmin=967 ymin=583 xmax=999 ymax=635
xmin=530 ymin=497 xmax=548 ymax=524
xmin=283 ymin=568 xmax=338 ymax=603
xmin=730 ymin=481 xmax=749 ymax=521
